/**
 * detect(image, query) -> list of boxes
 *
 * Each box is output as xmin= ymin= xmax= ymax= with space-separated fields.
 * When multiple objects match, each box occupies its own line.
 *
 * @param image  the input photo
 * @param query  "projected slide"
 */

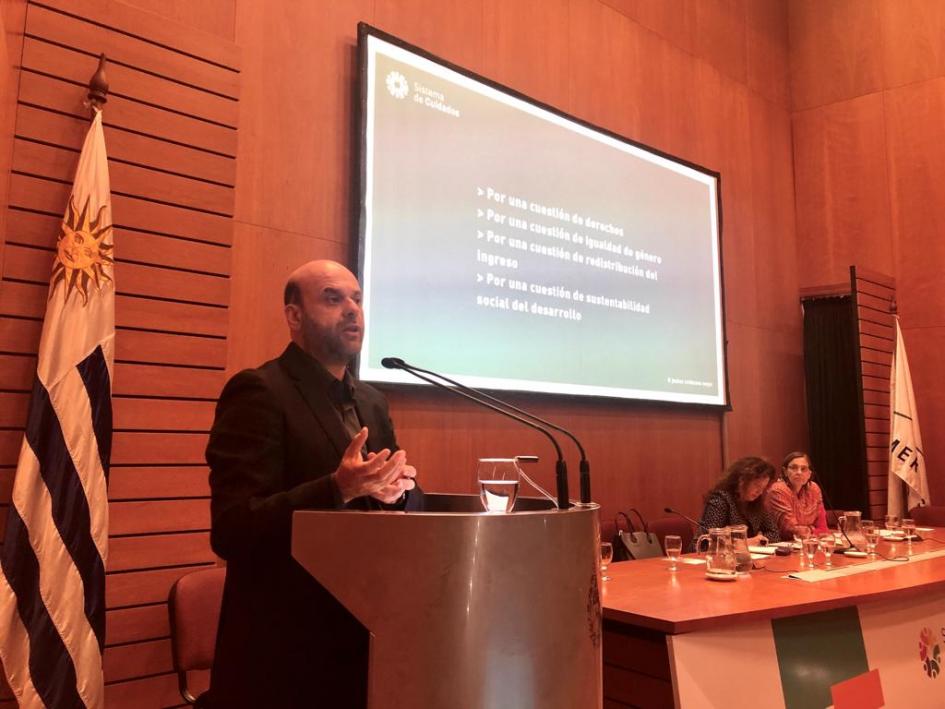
xmin=358 ymin=28 xmax=726 ymax=406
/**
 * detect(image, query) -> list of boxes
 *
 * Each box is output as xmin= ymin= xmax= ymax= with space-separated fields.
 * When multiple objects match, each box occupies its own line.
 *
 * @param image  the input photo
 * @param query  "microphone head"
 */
xmin=664 ymin=507 xmax=674 ymax=514
xmin=380 ymin=357 xmax=405 ymax=369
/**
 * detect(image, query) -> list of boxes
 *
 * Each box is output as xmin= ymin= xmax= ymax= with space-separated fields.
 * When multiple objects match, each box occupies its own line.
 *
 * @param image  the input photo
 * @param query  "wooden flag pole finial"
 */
xmin=87 ymin=54 xmax=109 ymax=113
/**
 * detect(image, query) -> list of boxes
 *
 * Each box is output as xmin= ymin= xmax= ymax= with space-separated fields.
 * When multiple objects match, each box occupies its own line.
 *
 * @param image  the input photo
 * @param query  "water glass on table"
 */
xmin=664 ymin=535 xmax=682 ymax=572
xmin=884 ymin=514 xmax=899 ymax=532
xmin=902 ymin=518 xmax=916 ymax=554
xmin=819 ymin=533 xmax=836 ymax=568
xmin=600 ymin=542 xmax=614 ymax=582
xmin=794 ymin=525 xmax=811 ymax=565
xmin=803 ymin=536 xmax=819 ymax=567
xmin=862 ymin=520 xmax=879 ymax=557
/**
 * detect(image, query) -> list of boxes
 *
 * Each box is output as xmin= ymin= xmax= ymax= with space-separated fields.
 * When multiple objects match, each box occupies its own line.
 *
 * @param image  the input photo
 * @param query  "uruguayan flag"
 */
xmin=0 ymin=108 xmax=113 ymax=708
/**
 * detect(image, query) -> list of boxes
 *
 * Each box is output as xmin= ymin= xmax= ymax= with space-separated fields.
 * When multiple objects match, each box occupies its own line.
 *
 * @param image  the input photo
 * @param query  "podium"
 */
xmin=292 ymin=494 xmax=602 ymax=708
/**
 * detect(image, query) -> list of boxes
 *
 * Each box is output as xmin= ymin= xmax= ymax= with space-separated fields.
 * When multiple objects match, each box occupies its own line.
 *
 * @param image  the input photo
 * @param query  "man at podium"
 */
xmin=205 ymin=259 xmax=420 ymax=708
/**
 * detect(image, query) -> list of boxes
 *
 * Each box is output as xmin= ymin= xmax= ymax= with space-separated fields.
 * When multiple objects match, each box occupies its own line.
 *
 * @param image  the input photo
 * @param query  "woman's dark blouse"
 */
xmin=693 ymin=489 xmax=780 ymax=549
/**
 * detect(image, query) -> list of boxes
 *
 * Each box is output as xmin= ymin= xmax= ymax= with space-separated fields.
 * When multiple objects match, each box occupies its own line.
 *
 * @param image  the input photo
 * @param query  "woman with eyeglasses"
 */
xmin=764 ymin=451 xmax=828 ymax=539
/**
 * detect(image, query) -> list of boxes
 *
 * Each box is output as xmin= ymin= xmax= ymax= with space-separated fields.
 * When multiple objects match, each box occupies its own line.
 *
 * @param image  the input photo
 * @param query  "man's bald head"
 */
xmin=284 ymin=260 xmax=358 ymax=305
xmin=283 ymin=260 xmax=364 ymax=378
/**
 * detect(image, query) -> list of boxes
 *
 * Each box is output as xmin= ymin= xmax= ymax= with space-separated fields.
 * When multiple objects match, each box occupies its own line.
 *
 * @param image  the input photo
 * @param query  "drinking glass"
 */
xmin=477 ymin=458 xmax=521 ymax=513
xmin=794 ymin=525 xmax=812 ymax=565
xmin=865 ymin=526 xmax=880 ymax=557
xmin=819 ymin=533 xmax=836 ymax=568
xmin=884 ymin=514 xmax=899 ymax=531
xmin=861 ymin=520 xmax=876 ymax=556
xmin=803 ymin=536 xmax=819 ymax=566
xmin=600 ymin=542 xmax=614 ymax=581
xmin=902 ymin=518 xmax=916 ymax=555
xmin=664 ymin=535 xmax=683 ymax=572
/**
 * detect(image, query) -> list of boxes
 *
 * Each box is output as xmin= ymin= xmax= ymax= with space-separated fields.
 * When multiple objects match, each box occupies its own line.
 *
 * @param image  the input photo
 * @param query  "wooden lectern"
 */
xmin=292 ymin=494 xmax=602 ymax=708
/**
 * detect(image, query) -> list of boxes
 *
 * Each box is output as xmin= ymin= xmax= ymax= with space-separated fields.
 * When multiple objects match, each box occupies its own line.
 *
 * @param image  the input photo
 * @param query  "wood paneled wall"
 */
xmin=0 ymin=0 xmax=237 ymax=705
xmin=850 ymin=266 xmax=896 ymax=521
xmin=0 ymin=1 xmax=807 ymax=706
xmin=791 ymin=0 xmax=945 ymax=504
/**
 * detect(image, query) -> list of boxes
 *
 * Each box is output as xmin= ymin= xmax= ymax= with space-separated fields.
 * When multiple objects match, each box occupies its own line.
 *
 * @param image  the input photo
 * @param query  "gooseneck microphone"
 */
xmin=381 ymin=357 xmax=571 ymax=509
xmin=664 ymin=507 xmax=705 ymax=534
xmin=382 ymin=357 xmax=591 ymax=505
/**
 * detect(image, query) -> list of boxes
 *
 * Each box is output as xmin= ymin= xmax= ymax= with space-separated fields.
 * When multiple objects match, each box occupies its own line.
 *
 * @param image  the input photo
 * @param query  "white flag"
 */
xmin=888 ymin=318 xmax=930 ymax=515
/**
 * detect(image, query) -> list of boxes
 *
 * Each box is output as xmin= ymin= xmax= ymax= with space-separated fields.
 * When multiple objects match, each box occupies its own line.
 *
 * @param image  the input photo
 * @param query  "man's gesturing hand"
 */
xmin=333 ymin=427 xmax=406 ymax=504
xmin=371 ymin=464 xmax=417 ymax=504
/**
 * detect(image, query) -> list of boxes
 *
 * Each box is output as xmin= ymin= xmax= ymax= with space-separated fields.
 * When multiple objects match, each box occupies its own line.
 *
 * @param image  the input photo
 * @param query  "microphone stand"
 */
xmin=808 ymin=470 xmax=860 ymax=552
xmin=383 ymin=360 xmax=571 ymax=509
xmin=664 ymin=507 xmax=705 ymax=535
xmin=395 ymin=360 xmax=591 ymax=505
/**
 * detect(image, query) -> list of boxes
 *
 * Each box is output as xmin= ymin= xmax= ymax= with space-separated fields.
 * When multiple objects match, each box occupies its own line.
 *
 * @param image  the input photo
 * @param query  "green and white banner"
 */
xmin=670 ymin=592 xmax=945 ymax=708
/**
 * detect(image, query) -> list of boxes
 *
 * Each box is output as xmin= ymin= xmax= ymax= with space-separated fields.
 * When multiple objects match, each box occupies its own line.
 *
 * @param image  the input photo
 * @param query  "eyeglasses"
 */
xmin=787 ymin=464 xmax=811 ymax=472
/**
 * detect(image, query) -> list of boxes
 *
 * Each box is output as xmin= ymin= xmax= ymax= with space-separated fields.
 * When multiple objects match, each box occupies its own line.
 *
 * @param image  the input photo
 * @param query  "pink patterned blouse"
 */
xmin=764 ymin=479 xmax=828 ymax=537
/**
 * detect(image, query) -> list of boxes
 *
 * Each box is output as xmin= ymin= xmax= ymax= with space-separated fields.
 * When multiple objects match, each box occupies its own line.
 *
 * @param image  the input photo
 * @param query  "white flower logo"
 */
xmin=386 ymin=71 xmax=409 ymax=99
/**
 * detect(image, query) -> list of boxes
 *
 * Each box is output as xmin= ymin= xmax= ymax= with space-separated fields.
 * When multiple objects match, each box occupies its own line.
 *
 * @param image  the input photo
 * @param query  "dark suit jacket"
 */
xmin=206 ymin=343 xmax=417 ymax=708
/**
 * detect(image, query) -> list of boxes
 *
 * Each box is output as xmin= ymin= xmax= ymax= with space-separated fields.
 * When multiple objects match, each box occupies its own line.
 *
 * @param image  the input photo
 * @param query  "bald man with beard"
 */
xmin=206 ymin=260 xmax=420 ymax=708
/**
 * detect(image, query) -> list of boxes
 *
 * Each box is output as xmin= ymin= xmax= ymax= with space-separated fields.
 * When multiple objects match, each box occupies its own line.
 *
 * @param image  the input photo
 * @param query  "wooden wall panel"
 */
xmin=792 ymin=93 xmax=893 ymax=291
xmin=791 ymin=1 xmax=945 ymax=505
xmin=232 ymin=0 xmax=369 ymax=239
xmin=851 ymin=268 xmax=896 ymax=522
xmin=0 ymin=1 xmax=237 ymax=704
xmin=788 ymin=0 xmax=884 ymax=110
xmin=481 ymin=0 xmax=571 ymax=110
xmin=880 ymin=0 xmax=945 ymax=90
xmin=746 ymin=0 xmax=789 ymax=107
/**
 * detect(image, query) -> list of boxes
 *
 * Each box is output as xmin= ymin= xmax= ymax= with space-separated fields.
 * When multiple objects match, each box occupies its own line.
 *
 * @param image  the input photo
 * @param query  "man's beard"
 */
xmin=302 ymin=320 xmax=361 ymax=363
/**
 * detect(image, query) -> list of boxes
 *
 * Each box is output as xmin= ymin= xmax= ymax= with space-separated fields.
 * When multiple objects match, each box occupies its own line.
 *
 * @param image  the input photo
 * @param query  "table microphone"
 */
xmin=382 ymin=356 xmax=592 ymax=505
xmin=664 ymin=507 xmax=704 ymax=534
xmin=381 ymin=357 xmax=571 ymax=509
xmin=808 ymin=468 xmax=860 ymax=552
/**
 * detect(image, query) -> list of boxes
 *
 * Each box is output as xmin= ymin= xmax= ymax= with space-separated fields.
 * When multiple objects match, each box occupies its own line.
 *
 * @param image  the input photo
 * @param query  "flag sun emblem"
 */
xmin=51 ymin=194 xmax=114 ymax=305
xmin=386 ymin=71 xmax=409 ymax=99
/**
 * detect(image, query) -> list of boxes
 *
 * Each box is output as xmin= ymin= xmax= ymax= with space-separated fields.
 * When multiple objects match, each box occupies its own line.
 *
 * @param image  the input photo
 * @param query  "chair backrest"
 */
xmin=648 ymin=516 xmax=694 ymax=554
xmin=600 ymin=518 xmax=617 ymax=545
xmin=168 ymin=566 xmax=226 ymax=705
xmin=909 ymin=505 xmax=945 ymax=527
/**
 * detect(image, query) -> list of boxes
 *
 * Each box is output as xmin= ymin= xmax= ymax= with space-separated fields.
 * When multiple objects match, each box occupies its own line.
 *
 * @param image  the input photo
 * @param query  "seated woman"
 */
xmin=694 ymin=456 xmax=780 ymax=548
xmin=764 ymin=450 xmax=827 ymax=539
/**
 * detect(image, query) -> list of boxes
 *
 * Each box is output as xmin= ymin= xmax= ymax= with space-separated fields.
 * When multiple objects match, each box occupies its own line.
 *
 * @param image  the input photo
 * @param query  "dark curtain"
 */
xmin=802 ymin=297 xmax=869 ymax=512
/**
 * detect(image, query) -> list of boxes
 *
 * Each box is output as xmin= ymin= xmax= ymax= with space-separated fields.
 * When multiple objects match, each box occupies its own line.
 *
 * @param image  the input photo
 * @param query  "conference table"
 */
xmin=601 ymin=530 xmax=945 ymax=708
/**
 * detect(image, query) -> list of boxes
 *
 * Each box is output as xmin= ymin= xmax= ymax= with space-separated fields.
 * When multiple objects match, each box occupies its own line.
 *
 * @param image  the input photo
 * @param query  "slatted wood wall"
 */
xmin=0 ymin=1 xmax=237 ymax=705
xmin=850 ymin=265 xmax=896 ymax=523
